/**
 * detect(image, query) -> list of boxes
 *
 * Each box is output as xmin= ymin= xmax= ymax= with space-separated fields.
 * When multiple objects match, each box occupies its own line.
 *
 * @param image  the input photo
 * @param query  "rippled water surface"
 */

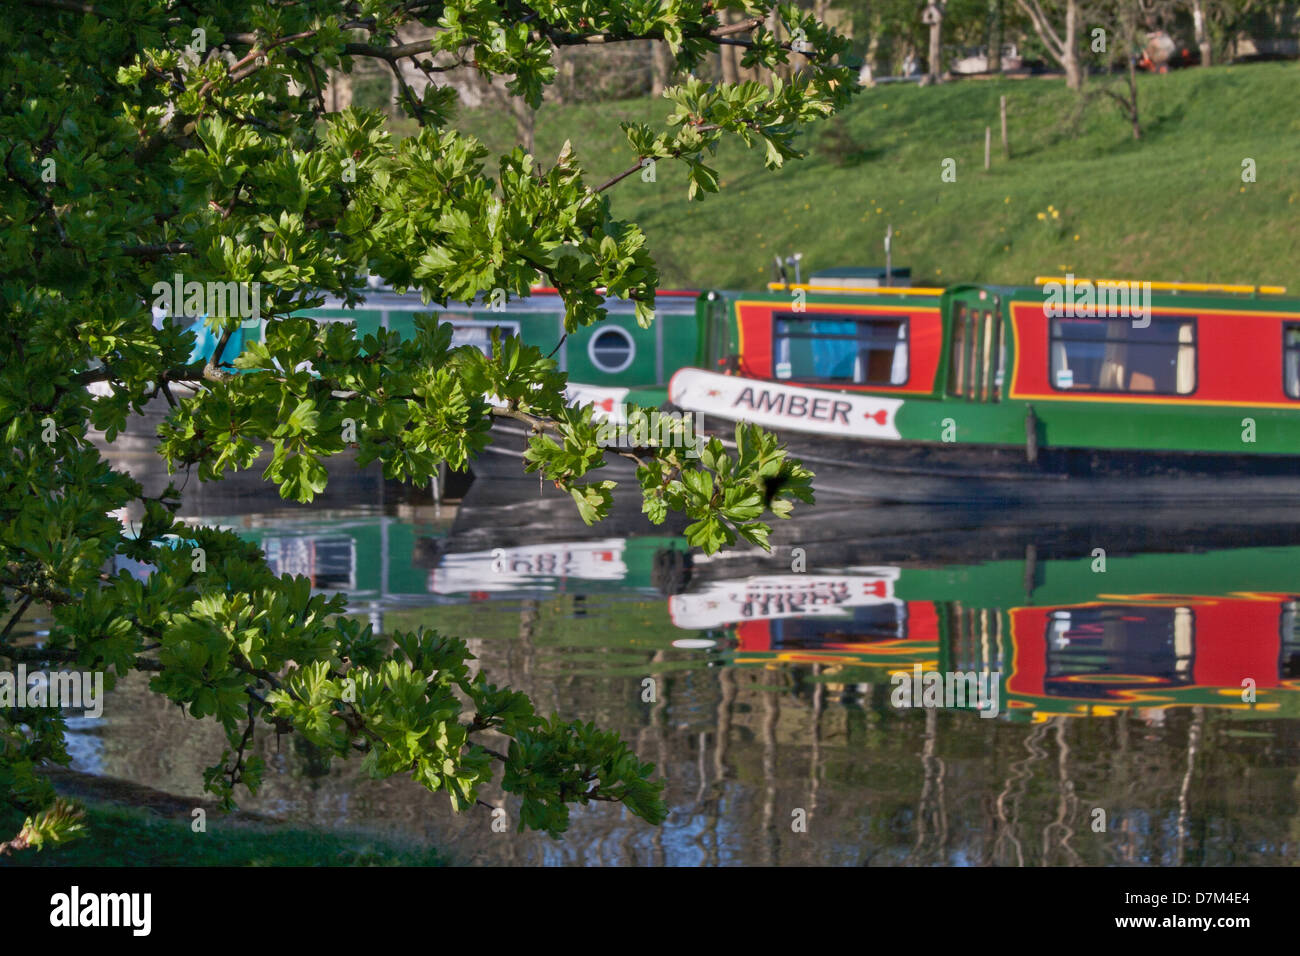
xmin=40 ymin=455 xmax=1300 ymax=865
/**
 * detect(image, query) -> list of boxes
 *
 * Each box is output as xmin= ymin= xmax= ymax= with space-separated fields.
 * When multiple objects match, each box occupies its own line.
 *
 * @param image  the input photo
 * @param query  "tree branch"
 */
xmin=21 ymin=0 xmax=99 ymax=13
xmin=120 ymin=242 xmax=194 ymax=259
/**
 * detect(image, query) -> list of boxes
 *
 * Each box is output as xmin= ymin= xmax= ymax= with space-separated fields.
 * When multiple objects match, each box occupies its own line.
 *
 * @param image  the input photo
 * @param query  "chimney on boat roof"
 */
xmin=772 ymin=252 xmax=804 ymax=286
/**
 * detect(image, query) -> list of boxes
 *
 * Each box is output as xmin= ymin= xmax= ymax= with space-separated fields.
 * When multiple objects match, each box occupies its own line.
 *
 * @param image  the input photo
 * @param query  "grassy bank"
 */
xmin=1 ymin=801 xmax=449 ymax=867
xmin=453 ymin=62 xmax=1300 ymax=290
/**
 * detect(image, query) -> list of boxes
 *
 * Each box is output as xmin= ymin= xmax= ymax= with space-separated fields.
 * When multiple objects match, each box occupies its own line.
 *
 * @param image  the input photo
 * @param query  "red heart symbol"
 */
xmin=866 ymin=580 xmax=888 ymax=597
xmin=598 ymin=398 xmax=614 ymax=411
xmin=865 ymin=409 xmax=889 ymax=425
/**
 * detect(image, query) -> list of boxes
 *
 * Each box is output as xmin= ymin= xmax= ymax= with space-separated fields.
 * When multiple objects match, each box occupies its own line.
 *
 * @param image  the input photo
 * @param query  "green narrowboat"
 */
xmin=177 ymin=282 xmax=702 ymax=396
xmin=669 ymin=272 xmax=1300 ymax=503
xmin=291 ymin=283 xmax=702 ymax=480
xmin=296 ymin=283 xmax=699 ymax=393
xmin=107 ymin=284 xmax=701 ymax=483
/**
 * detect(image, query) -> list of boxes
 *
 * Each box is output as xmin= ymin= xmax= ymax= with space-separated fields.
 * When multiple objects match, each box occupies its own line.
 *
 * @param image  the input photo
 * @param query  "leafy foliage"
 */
xmin=0 ymin=0 xmax=848 ymax=848
xmin=0 ymin=799 xmax=86 ymax=855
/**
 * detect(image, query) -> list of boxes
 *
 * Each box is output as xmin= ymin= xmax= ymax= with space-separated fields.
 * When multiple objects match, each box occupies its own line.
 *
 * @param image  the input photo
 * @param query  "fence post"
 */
xmin=1000 ymin=95 xmax=1009 ymax=158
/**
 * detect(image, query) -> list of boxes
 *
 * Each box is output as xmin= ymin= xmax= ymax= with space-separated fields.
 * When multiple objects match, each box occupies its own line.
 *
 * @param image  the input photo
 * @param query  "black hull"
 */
xmin=417 ymin=477 xmax=692 ymax=560
xmin=89 ymin=393 xmax=427 ymax=516
xmin=708 ymin=424 xmax=1300 ymax=506
xmin=684 ymin=498 xmax=1300 ymax=582
xmin=469 ymin=420 xmax=640 ymax=482
xmin=438 ymin=480 xmax=1300 ymax=564
xmin=422 ymin=476 xmax=1300 ymax=597
xmin=481 ymin=412 xmax=1300 ymax=505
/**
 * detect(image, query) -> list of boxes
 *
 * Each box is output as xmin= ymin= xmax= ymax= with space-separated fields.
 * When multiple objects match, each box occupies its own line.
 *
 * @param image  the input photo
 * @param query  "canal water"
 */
xmin=38 ymin=454 xmax=1300 ymax=865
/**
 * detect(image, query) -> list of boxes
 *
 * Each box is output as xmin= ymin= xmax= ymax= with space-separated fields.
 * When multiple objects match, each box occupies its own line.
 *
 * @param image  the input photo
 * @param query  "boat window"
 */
xmin=445 ymin=319 xmax=521 ymax=357
xmin=948 ymin=303 xmax=967 ymax=396
xmin=966 ymin=310 xmax=983 ymax=400
xmin=770 ymin=602 xmax=907 ymax=648
xmin=1281 ymin=601 xmax=1300 ymax=679
xmin=1045 ymin=606 xmax=1194 ymax=699
xmin=980 ymin=310 xmax=996 ymax=400
xmin=262 ymin=535 xmax=357 ymax=591
xmin=1049 ymin=317 xmax=1196 ymax=395
xmin=991 ymin=304 xmax=1005 ymax=400
xmin=772 ymin=312 xmax=908 ymax=385
xmin=588 ymin=325 xmax=636 ymax=374
xmin=1284 ymin=325 xmax=1300 ymax=398
xmin=707 ymin=299 xmax=731 ymax=369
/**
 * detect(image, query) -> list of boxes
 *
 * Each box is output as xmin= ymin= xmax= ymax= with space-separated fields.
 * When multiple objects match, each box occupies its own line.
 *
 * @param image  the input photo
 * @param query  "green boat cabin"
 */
xmin=296 ymin=284 xmax=701 ymax=395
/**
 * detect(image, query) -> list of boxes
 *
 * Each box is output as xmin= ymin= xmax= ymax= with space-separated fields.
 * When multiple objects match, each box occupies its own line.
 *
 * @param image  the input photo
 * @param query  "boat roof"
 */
xmin=1028 ymin=275 xmax=1288 ymax=296
xmin=306 ymin=285 xmax=702 ymax=316
xmin=708 ymin=275 xmax=1296 ymax=308
xmin=716 ymin=283 xmax=945 ymax=300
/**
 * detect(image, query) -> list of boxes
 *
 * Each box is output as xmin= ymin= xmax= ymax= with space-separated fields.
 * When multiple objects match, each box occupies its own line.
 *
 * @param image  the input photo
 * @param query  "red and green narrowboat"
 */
xmin=205 ymin=505 xmax=1300 ymax=721
xmin=667 ymin=271 xmax=1300 ymax=503
xmin=673 ymin=544 xmax=1300 ymax=721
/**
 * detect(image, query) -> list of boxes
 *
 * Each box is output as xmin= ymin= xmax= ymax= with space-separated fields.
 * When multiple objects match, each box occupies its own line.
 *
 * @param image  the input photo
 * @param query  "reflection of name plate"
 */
xmin=668 ymin=368 xmax=903 ymax=439
xmin=430 ymin=539 xmax=628 ymax=594
xmin=669 ymin=572 xmax=901 ymax=629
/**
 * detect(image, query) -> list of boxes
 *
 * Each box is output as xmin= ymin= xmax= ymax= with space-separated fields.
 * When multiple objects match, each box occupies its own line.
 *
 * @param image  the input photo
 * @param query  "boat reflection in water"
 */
xmin=418 ymin=532 xmax=1300 ymax=722
xmin=666 ymin=554 xmax=1300 ymax=720
xmin=87 ymin=471 xmax=1300 ymax=865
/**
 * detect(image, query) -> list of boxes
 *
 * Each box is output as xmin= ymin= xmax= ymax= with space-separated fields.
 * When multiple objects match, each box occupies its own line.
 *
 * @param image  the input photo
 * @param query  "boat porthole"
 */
xmin=588 ymin=326 xmax=636 ymax=374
